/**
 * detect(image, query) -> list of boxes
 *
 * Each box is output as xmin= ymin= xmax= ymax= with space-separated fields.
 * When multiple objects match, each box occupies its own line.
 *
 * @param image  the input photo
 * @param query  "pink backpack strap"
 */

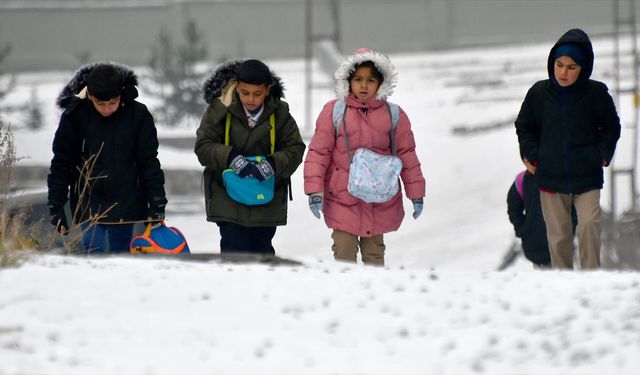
xmin=515 ymin=170 xmax=526 ymax=199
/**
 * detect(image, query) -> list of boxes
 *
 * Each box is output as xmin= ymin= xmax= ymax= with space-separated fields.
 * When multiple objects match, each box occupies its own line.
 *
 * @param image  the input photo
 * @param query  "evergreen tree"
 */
xmin=24 ymin=86 xmax=43 ymax=131
xmin=75 ymin=50 xmax=92 ymax=66
xmin=0 ymin=42 xmax=15 ymax=105
xmin=147 ymin=19 xmax=208 ymax=127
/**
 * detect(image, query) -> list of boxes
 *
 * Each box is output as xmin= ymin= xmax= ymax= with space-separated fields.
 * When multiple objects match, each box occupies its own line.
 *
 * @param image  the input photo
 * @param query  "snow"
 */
xmin=2 ymin=256 xmax=639 ymax=374
xmin=1 ymin=38 xmax=640 ymax=374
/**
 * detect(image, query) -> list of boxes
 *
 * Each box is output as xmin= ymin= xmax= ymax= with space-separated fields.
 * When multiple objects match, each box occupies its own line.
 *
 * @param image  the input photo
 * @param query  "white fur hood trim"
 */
xmin=334 ymin=48 xmax=397 ymax=100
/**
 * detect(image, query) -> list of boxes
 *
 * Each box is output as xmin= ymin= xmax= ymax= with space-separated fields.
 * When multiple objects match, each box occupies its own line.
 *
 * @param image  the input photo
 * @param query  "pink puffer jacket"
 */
xmin=304 ymin=95 xmax=426 ymax=237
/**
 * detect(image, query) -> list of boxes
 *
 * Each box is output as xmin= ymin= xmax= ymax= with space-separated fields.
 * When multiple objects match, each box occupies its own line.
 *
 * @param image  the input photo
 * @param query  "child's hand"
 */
xmin=49 ymin=206 xmax=69 ymax=235
xmin=411 ymin=198 xmax=423 ymax=219
xmin=523 ymin=158 xmax=536 ymax=174
xmin=229 ymin=152 xmax=251 ymax=176
xmin=308 ymin=193 xmax=323 ymax=219
xmin=252 ymin=158 xmax=275 ymax=181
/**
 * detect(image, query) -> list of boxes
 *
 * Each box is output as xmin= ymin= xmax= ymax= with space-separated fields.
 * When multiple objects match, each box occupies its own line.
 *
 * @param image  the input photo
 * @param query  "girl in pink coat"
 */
xmin=303 ymin=48 xmax=426 ymax=265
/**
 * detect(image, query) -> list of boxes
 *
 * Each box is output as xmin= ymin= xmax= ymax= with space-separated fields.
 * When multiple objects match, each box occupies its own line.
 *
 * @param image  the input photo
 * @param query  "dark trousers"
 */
xmin=217 ymin=222 xmax=276 ymax=254
xmin=81 ymin=223 xmax=134 ymax=254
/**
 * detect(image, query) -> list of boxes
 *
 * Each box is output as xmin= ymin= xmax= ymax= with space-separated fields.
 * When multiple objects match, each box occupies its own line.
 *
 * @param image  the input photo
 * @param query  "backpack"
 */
xmin=332 ymin=99 xmax=400 ymax=137
xmin=331 ymin=99 xmax=403 ymax=203
xmin=130 ymin=222 xmax=190 ymax=254
xmin=514 ymin=170 xmax=526 ymax=199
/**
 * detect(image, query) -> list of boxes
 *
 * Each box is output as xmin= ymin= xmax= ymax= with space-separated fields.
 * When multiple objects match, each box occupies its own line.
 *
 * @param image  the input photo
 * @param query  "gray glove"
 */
xmin=308 ymin=194 xmax=323 ymax=219
xmin=412 ymin=198 xmax=424 ymax=219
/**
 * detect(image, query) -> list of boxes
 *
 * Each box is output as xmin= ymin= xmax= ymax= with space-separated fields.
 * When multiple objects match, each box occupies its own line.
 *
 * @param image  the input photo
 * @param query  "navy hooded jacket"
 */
xmin=515 ymin=29 xmax=621 ymax=194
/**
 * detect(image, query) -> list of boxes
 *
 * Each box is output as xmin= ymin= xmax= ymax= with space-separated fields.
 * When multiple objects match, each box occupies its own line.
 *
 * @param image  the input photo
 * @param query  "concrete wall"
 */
xmin=0 ymin=0 xmax=631 ymax=72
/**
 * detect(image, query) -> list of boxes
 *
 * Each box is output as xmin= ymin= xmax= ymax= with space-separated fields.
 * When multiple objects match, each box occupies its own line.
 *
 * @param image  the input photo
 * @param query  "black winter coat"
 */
xmin=515 ymin=29 xmax=621 ymax=194
xmin=47 ymin=63 xmax=166 ymax=223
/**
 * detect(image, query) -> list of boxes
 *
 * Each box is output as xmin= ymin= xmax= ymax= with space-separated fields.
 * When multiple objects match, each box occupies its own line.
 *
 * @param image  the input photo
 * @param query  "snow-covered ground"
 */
xmin=1 ymin=255 xmax=639 ymax=375
xmin=1 ymin=38 xmax=640 ymax=374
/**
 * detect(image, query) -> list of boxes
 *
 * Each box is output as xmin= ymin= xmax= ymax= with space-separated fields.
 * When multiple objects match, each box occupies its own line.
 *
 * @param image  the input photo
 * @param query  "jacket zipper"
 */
xmin=562 ymin=102 xmax=571 ymax=193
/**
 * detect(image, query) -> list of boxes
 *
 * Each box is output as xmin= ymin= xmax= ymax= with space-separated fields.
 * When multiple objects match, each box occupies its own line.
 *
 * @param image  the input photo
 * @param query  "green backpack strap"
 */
xmin=225 ymin=111 xmax=276 ymax=155
xmin=225 ymin=112 xmax=231 ymax=146
xmin=269 ymin=112 xmax=275 ymax=155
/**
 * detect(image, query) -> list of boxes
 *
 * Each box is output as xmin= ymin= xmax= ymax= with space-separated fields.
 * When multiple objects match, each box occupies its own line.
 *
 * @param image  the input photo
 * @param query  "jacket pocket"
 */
xmin=325 ymin=166 xmax=359 ymax=206
xmin=572 ymin=144 xmax=601 ymax=177
xmin=537 ymin=143 xmax=558 ymax=178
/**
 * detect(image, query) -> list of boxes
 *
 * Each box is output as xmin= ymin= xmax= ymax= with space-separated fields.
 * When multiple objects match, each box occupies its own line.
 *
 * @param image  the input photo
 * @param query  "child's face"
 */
xmin=554 ymin=56 xmax=582 ymax=87
xmin=88 ymin=93 xmax=121 ymax=117
xmin=236 ymin=82 xmax=271 ymax=111
xmin=349 ymin=66 xmax=381 ymax=102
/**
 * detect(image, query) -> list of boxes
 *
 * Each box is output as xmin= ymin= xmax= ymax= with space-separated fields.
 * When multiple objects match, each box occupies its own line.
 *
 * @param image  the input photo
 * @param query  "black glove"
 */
xmin=146 ymin=205 xmax=165 ymax=224
xmin=252 ymin=157 xmax=275 ymax=182
xmin=49 ymin=206 xmax=69 ymax=235
xmin=227 ymin=149 xmax=241 ymax=166
xmin=228 ymin=151 xmax=257 ymax=178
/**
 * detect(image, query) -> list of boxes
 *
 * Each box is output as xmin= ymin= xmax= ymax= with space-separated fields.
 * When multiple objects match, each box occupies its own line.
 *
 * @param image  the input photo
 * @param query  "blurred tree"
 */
xmin=23 ymin=86 xmax=43 ymax=130
xmin=0 ymin=114 xmax=15 ymax=201
xmin=75 ymin=50 xmax=92 ymax=66
xmin=0 ymin=42 xmax=15 ymax=105
xmin=147 ymin=18 xmax=208 ymax=127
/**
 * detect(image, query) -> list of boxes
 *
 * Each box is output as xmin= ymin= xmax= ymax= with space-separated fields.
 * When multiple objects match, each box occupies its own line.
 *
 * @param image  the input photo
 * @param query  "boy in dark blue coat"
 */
xmin=515 ymin=28 xmax=620 ymax=269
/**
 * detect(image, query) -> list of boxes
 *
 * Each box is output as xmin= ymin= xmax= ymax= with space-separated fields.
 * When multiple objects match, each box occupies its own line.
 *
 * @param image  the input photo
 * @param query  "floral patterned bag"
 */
xmin=332 ymin=99 xmax=403 ymax=203
xmin=348 ymin=148 xmax=402 ymax=203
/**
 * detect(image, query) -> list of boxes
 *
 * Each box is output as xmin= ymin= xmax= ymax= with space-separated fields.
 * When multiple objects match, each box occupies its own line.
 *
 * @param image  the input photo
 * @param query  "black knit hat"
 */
xmin=236 ymin=59 xmax=271 ymax=85
xmin=86 ymin=65 xmax=123 ymax=100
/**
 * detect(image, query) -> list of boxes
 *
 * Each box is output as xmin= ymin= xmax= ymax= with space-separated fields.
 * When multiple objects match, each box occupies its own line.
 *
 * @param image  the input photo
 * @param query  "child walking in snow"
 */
xmin=303 ymin=48 xmax=426 ymax=266
xmin=195 ymin=59 xmax=305 ymax=255
xmin=48 ymin=62 xmax=167 ymax=253
xmin=515 ymin=28 xmax=620 ymax=269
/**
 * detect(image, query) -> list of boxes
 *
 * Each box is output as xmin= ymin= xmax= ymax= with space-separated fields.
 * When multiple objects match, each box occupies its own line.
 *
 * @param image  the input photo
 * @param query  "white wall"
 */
xmin=0 ymin=0 xmax=626 ymax=72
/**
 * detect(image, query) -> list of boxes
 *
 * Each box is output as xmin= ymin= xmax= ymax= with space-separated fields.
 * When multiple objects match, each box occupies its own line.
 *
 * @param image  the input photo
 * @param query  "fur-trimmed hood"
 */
xmin=334 ymin=48 xmax=397 ymax=100
xmin=202 ymin=59 xmax=285 ymax=105
xmin=56 ymin=62 xmax=138 ymax=109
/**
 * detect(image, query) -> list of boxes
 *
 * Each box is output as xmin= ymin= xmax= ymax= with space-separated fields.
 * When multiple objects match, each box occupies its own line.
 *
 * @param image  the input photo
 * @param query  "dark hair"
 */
xmin=237 ymin=59 xmax=272 ymax=86
xmin=349 ymin=61 xmax=384 ymax=84
xmin=86 ymin=65 xmax=123 ymax=101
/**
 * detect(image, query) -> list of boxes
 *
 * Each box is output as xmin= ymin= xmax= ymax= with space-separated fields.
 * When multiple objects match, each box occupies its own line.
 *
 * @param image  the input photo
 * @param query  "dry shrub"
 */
xmin=0 ymin=114 xmax=30 ymax=267
xmin=0 ymin=115 xmax=123 ymax=263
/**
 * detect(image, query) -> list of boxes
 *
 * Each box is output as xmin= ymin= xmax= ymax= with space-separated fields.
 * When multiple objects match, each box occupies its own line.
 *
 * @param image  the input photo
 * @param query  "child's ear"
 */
xmin=267 ymin=84 xmax=272 ymax=96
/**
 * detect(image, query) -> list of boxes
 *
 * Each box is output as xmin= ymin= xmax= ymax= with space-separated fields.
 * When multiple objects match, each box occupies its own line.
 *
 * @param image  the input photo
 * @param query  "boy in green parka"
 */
xmin=194 ymin=59 xmax=305 ymax=254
